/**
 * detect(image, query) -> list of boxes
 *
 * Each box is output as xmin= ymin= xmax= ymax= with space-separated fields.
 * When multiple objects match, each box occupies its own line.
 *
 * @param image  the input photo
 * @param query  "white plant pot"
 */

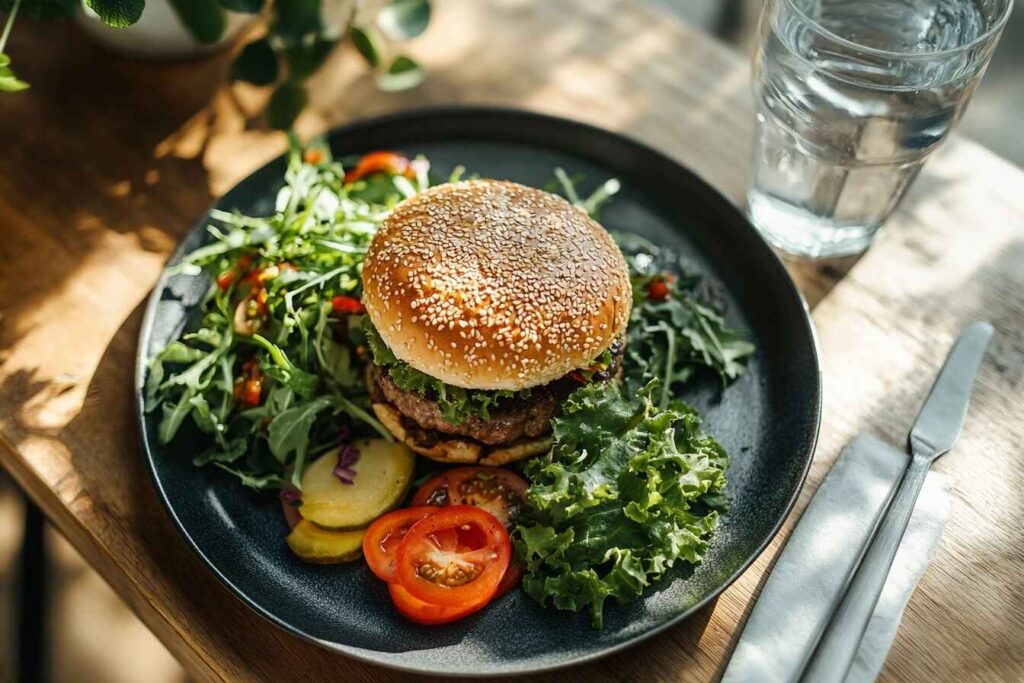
xmin=76 ymin=0 xmax=253 ymax=59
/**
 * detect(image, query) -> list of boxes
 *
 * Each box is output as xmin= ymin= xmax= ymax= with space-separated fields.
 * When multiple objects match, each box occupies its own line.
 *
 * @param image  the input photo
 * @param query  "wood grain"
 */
xmin=1 ymin=0 xmax=1022 ymax=680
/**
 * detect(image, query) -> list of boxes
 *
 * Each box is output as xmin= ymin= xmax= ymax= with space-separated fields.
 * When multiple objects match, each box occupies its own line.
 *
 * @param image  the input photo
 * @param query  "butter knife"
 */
xmin=801 ymin=321 xmax=993 ymax=683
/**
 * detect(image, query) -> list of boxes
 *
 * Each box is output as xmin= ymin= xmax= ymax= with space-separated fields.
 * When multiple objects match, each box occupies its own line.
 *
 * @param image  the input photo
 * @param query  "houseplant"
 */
xmin=0 ymin=0 xmax=431 ymax=128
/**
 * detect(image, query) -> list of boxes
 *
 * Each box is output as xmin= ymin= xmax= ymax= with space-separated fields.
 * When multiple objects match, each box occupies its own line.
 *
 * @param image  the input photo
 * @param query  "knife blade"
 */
xmin=909 ymin=321 xmax=995 ymax=460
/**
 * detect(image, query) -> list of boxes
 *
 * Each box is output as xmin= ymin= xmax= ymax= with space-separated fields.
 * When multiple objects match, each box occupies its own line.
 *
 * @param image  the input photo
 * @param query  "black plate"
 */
xmin=136 ymin=107 xmax=820 ymax=676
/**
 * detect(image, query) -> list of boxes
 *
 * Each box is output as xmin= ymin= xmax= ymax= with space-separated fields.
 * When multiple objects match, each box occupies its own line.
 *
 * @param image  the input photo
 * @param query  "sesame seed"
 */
xmin=361 ymin=179 xmax=632 ymax=389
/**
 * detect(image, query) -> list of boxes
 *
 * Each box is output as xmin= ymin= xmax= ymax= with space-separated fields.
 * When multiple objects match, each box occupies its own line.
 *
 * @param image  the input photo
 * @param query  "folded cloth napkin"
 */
xmin=721 ymin=434 xmax=951 ymax=683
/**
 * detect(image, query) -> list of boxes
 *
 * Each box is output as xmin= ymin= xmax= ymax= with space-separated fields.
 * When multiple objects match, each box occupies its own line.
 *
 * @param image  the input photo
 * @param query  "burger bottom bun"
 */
xmin=371 ymin=402 xmax=551 ymax=466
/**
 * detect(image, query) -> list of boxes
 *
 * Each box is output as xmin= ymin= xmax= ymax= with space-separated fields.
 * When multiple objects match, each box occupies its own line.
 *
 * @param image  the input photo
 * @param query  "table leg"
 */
xmin=16 ymin=496 xmax=47 ymax=683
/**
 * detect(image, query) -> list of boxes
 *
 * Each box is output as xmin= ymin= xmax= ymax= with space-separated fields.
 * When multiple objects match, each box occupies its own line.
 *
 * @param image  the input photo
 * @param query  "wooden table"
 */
xmin=2 ymin=1 xmax=1023 ymax=680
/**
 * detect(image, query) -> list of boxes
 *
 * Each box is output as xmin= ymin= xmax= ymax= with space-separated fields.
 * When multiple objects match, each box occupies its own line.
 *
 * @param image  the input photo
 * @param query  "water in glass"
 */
xmin=750 ymin=0 xmax=1009 ymax=258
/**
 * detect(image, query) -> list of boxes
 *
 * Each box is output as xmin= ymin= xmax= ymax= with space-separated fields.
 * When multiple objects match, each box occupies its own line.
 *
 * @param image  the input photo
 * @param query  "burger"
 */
xmin=360 ymin=179 xmax=632 ymax=465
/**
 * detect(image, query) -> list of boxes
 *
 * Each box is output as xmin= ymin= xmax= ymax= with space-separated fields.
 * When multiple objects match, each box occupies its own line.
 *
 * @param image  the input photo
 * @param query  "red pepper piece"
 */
xmin=332 ymin=295 xmax=366 ymax=315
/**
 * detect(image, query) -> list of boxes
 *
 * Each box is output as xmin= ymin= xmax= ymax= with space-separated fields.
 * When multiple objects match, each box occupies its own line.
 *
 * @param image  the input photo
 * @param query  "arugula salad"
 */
xmin=147 ymin=138 xmax=755 ymax=628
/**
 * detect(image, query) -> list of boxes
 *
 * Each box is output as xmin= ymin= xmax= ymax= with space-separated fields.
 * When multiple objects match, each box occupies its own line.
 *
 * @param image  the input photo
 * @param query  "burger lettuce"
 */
xmin=514 ymin=379 xmax=728 ymax=628
xmin=362 ymin=317 xmax=530 ymax=425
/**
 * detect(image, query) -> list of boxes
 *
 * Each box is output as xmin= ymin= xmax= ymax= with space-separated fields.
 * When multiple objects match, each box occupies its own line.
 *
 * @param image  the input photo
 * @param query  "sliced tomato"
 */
xmin=387 ymin=583 xmax=483 ymax=625
xmin=411 ymin=466 xmax=528 ymax=528
xmin=363 ymin=507 xmax=438 ymax=582
xmin=495 ymin=561 xmax=524 ymax=598
xmin=344 ymin=151 xmax=414 ymax=184
xmin=396 ymin=505 xmax=510 ymax=608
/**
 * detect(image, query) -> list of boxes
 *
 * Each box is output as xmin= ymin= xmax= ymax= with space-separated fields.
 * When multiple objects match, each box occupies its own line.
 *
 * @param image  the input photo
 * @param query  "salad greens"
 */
xmin=148 ymin=139 xmax=755 ymax=627
xmin=148 ymin=139 xmax=438 ymax=489
xmin=513 ymin=178 xmax=755 ymax=628
xmin=617 ymin=233 xmax=756 ymax=403
xmin=515 ymin=380 xmax=729 ymax=628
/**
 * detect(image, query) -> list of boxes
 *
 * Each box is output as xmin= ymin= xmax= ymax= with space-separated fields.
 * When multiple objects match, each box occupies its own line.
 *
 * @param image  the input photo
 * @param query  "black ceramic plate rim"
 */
xmin=135 ymin=106 xmax=821 ymax=677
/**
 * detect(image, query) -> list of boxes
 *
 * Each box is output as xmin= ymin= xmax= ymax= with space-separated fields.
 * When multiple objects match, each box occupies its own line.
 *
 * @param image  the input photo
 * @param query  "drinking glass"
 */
xmin=749 ymin=0 xmax=1013 ymax=258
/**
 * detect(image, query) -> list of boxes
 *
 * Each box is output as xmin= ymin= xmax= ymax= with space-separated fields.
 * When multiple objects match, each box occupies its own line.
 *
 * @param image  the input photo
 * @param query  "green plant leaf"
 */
xmin=217 ymin=0 xmax=262 ymax=12
xmin=349 ymin=25 xmax=379 ymax=68
xmin=267 ymin=80 xmax=306 ymax=130
xmin=0 ymin=74 xmax=29 ymax=91
xmin=376 ymin=55 xmax=423 ymax=92
xmin=0 ymin=56 xmax=28 ymax=91
xmin=86 ymin=0 xmax=145 ymax=27
xmin=377 ymin=0 xmax=430 ymax=42
xmin=0 ymin=0 xmax=76 ymax=21
xmin=168 ymin=0 xmax=227 ymax=45
xmin=285 ymin=37 xmax=335 ymax=80
xmin=231 ymin=37 xmax=278 ymax=85
xmin=273 ymin=0 xmax=321 ymax=42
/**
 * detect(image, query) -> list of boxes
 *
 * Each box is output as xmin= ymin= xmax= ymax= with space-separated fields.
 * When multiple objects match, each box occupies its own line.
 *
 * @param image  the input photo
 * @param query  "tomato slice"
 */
xmin=411 ymin=467 xmax=528 ymax=528
xmin=387 ymin=583 xmax=483 ymax=625
xmin=495 ymin=561 xmax=524 ymax=598
xmin=396 ymin=505 xmax=510 ymax=608
xmin=363 ymin=507 xmax=438 ymax=582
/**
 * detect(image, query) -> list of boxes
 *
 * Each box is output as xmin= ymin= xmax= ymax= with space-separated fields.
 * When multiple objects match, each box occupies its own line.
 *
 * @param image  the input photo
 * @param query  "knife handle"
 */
xmin=801 ymin=455 xmax=930 ymax=683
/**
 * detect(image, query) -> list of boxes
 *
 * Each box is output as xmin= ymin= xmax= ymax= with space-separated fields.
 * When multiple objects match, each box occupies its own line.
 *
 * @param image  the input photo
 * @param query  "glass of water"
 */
xmin=749 ymin=0 xmax=1013 ymax=258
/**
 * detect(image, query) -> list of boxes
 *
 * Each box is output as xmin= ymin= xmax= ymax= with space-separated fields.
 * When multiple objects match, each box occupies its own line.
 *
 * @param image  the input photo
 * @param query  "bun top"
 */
xmin=361 ymin=179 xmax=632 ymax=391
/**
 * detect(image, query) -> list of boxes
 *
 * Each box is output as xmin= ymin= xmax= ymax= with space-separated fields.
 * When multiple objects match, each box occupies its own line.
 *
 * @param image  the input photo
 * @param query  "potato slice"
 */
xmin=299 ymin=438 xmax=415 ymax=530
xmin=286 ymin=520 xmax=365 ymax=564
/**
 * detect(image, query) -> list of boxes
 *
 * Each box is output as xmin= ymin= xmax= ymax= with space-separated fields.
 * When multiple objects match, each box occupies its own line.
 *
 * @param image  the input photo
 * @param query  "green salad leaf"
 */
xmin=147 ymin=139 xmax=410 ymax=490
xmin=515 ymin=380 xmax=729 ymax=628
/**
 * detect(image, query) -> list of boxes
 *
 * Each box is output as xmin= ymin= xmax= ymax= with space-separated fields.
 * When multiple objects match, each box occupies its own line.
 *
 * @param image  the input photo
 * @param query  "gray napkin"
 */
xmin=721 ymin=434 xmax=951 ymax=683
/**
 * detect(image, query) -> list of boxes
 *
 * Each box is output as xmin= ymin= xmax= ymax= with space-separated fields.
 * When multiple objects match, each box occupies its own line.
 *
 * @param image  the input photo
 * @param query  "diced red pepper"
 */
xmin=216 ymin=271 xmax=236 ymax=291
xmin=331 ymin=295 xmax=365 ymax=315
xmin=647 ymin=274 xmax=674 ymax=301
xmin=303 ymin=149 xmax=324 ymax=165
xmin=344 ymin=151 xmax=415 ymax=184
xmin=216 ymin=254 xmax=257 ymax=291
xmin=233 ymin=358 xmax=264 ymax=407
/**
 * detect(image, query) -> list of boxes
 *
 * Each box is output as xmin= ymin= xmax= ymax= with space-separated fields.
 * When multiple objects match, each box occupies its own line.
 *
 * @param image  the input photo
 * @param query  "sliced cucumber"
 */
xmin=299 ymin=438 xmax=415 ymax=530
xmin=286 ymin=520 xmax=365 ymax=564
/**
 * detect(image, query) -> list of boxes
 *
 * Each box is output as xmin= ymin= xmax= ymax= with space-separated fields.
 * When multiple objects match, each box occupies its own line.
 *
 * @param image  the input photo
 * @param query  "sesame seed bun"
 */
xmin=361 ymin=179 xmax=632 ymax=391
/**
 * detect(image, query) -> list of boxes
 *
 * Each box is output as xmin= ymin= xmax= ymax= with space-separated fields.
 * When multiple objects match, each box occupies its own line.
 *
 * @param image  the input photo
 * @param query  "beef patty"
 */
xmin=368 ymin=338 xmax=624 ymax=446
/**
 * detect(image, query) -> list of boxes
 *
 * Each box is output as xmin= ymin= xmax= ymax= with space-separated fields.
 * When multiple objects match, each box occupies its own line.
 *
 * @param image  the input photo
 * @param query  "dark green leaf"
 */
xmin=217 ymin=0 xmax=262 ymax=12
xmin=231 ymin=37 xmax=279 ymax=85
xmin=349 ymin=25 xmax=380 ymax=67
xmin=376 ymin=55 xmax=423 ymax=92
xmin=213 ymin=463 xmax=285 ymax=490
xmin=168 ymin=0 xmax=226 ymax=44
xmin=272 ymin=0 xmax=321 ymax=42
xmin=158 ymin=386 xmax=197 ymax=444
xmin=0 ymin=70 xmax=29 ymax=92
xmin=285 ymin=37 xmax=336 ymax=80
xmin=86 ymin=0 xmax=144 ymax=27
xmin=0 ymin=0 xmax=76 ymax=21
xmin=377 ymin=0 xmax=430 ymax=42
xmin=268 ymin=396 xmax=333 ymax=460
xmin=514 ymin=381 xmax=728 ymax=628
xmin=268 ymin=396 xmax=333 ymax=486
xmin=193 ymin=437 xmax=247 ymax=466
xmin=267 ymin=80 xmax=306 ymax=130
